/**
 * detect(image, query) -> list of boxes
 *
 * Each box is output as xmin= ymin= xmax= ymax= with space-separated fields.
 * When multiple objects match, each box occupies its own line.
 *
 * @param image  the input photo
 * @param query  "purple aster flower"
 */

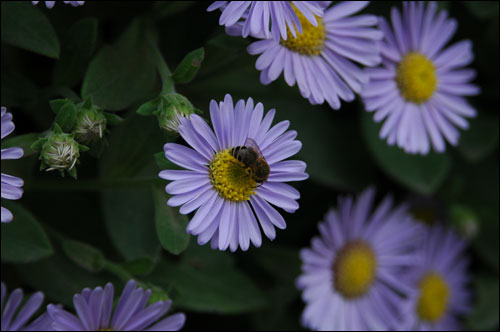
xmin=402 ymin=226 xmax=471 ymax=330
xmin=296 ymin=188 xmax=423 ymax=330
xmin=1 ymin=107 xmax=24 ymax=223
xmin=246 ymin=1 xmax=383 ymax=110
xmin=47 ymin=280 xmax=185 ymax=331
xmin=159 ymin=94 xmax=308 ymax=252
xmin=32 ymin=1 xmax=85 ymax=8
xmin=1 ymin=282 xmax=54 ymax=331
xmin=207 ymin=1 xmax=325 ymax=41
xmin=361 ymin=2 xmax=480 ymax=154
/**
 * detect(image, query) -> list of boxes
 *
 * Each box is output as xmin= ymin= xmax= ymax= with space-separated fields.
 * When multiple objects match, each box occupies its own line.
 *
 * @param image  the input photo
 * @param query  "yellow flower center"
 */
xmin=209 ymin=149 xmax=256 ymax=202
xmin=333 ymin=240 xmax=377 ymax=299
xmin=417 ymin=272 xmax=450 ymax=322
xmin=396 ymin=52 xmax=437 ymax=104
xmin=280 ymin=6 xmax=325 ymax=56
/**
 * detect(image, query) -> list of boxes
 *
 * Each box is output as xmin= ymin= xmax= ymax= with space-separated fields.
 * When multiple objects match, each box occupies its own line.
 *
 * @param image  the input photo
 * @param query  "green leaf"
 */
xmin=53 ymin=18 xmax=98 ymax=87
xmin=1 ymin=202 xmax=53 ymax=263
xmin=1 ymin=70 xmax=39 ymax=108
xmin=152 ymin=185 xmax=190 ymax=255
xmin=137 ymin=98 xmax=160 ymax=116
xmin=1 ymin=2 xmax=60 ymax=58
xmin=361 ymin=111 xmax=451 ymax=195
xmin=81 ymin=19 xmax=158 ymax=111
xmin=150 ymin=260 xmax=267 ymax=314
xmin=172 ymin=48 xmax=205 ymax=84
xmin=101 ymin=188 xmax=160 ymax=260
xmin=458 ymin=112 xmax=499 ymax=163
xmin=61 ymin=239 xmax=106 ymax=272
xmin=1 ymin=133 xmax=40 ymax=157
xmin=49 ymin=99 xmax=72 ymax=114
xmin=16 ymin=250 xmax=115 ymax=307
xmin=121 ymin=257 xmax=156 ymax=276
xmin=54 ymin=102 xmax=77 ymax=132
xmin=467 ymin=277 xmax=499 ymax=330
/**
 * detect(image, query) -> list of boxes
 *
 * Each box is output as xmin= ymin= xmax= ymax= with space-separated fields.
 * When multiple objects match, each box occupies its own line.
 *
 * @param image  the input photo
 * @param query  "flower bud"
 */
xmin=32 ymin=124 xmax=88 ymax=179
xmin=74 ymin=106 xmax=107 ymax=144
xmin=156 ymin=93 xmax=196 ymax=134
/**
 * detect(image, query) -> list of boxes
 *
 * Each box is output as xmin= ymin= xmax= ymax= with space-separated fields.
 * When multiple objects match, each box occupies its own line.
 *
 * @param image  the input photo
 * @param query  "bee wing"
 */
xmin=244 ymin=137 xmax=265 ymax=159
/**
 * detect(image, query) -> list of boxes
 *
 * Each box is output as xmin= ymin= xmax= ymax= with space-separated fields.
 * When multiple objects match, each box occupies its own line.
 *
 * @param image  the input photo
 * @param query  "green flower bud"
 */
xmin=449 ymin=205 xmax=479 ymax=240
xmin=74 ymin=106 xmax=107 ymax=144
xmin=32 ymin=124 xmax=88 ymax=179
xmin=136 ymin=282 xmax=170 ymax=305
xmin=156 ymin=93 xmax=196 ymax=134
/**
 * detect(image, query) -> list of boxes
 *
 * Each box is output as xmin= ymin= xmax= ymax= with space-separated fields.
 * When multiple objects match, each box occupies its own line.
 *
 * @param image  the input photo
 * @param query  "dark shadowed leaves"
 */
xmin=152 ymin=185 xmax=190 ymax=255
xmin=1 ymin=202 xmax=53 ymax=263
xmin=361 ymin=111 xmax=451 ymax=195
xmin=81 ymin=19 xmax=158 ymax=110
xmin=1 ymin=2 xmax=60 ymax=58
xmin=62 ymin=239 xmax=106 ymax=272
xmin=53 ymin=18 xmax=98 ymax=87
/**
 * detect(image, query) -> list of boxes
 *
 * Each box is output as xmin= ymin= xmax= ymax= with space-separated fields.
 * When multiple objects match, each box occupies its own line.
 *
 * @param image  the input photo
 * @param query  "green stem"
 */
xmin=25 ymin=177 xmax=164 ymax=192
xmin=104 ymin=261 xmax=134 ymax=283
xmin=148 ymin=37 xmax=175 ymax=94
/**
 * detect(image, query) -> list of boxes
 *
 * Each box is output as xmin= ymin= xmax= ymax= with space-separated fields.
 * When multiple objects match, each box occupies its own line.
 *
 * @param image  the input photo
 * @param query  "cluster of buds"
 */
xmin=31 ymin=97 xmax=122 ymax=178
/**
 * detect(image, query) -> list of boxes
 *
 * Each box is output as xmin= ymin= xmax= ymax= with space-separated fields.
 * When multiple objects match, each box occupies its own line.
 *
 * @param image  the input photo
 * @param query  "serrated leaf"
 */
xmin=55 ymin=102 xmax=77 ymax=132
xmin=81 ymin=19 xmax=157 ymax=111
xmin=53 ymin=18 xmax=98 ymax=87
xmin=1 ymin=202 xmax=53 ymax=263
xmin=361 ymin=111 xmax=451 ymax=195
xmin=62 ymin=239 xmax=106 ymax=272
xmin=1 ymin=2 xmax=60 ymax=58
xmin=153 ymin=185 xmax=190 ymax=255
xmin=1 ymin=133 xmax=40 ymax=157
xmin=172 ymin=48 xmax=204 ymax=84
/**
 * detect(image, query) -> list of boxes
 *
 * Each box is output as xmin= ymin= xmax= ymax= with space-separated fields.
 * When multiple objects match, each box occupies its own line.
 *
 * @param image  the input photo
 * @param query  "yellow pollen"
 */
xmin=417 ymin=272 xmax=450 ymax=322
xmin=396 ymin=52 xmax=437 ymax=104
xmin=333 ymin=240 xmax=377 ymax=299
xmin=209 ymin=149 xmax=256 ymax=202
xmin=280 ymin=6 xmax=325 ymax=56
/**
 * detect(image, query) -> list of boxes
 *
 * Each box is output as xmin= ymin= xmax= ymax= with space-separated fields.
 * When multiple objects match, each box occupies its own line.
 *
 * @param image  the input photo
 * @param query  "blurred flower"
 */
xmin=207 ymin=1 xmax=325 ymax=41
xmin=32 ymin=1 xmax=85 ymax=8
xmin=402 ymin=226 xmax=470 ymax=330
xmin=1 ymin=282 xmax=54 ymax=331
xmin=361 ymin=2 xmax=480 ymax=154
xmin=246 ymin=1 xmax=383 ymax=110
xmin=160 ymin=94 xmax=308 ymax=251
xmin=297 ymin=188 xmax=422 ymax=330
xmin=47 ymin=280 xmax=185 ymax=331
xmin=1 ymin=107 xmax=24 ymax=223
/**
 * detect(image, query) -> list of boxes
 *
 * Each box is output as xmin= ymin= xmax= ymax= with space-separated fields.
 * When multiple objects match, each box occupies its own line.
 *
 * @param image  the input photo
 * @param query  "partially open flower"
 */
xmin=73 ymin=106 xmax=107 ymax=145
xmin=156 ymin=93 xmax=196 ymax=134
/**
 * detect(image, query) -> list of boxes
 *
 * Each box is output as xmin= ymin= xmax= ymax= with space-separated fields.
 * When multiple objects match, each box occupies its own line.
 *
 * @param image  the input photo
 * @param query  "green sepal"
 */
xmin=82 ymin=95 xmax=93 ymax=109
xmin=30 ymin=137 xmax=48 ymax=152
xmin=68 ymin=166 xmax=78 ymax=179
xmin=49 ymin=98 xmax=71 ymax=114
xmin=104 ymin=112 xmax=124 ymax=126
xmin=137 ymin=97 xmax=160 ymax=116
xmin=55 ymin=102 xmax=77 ymax=132
xmin=52 ymin=122 xmax=64 ymax=134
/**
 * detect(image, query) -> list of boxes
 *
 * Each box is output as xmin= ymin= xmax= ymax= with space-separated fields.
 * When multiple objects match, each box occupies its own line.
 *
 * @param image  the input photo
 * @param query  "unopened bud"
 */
xmin=74 ymin=106 xmax=107 ymax=144
xmin=156 ymin=93 xmax=196 ymax=134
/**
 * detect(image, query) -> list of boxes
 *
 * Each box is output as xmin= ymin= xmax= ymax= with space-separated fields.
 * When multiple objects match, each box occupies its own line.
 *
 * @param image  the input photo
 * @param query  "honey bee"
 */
xmin=231 ymin=138 xmax=270 ymax=184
